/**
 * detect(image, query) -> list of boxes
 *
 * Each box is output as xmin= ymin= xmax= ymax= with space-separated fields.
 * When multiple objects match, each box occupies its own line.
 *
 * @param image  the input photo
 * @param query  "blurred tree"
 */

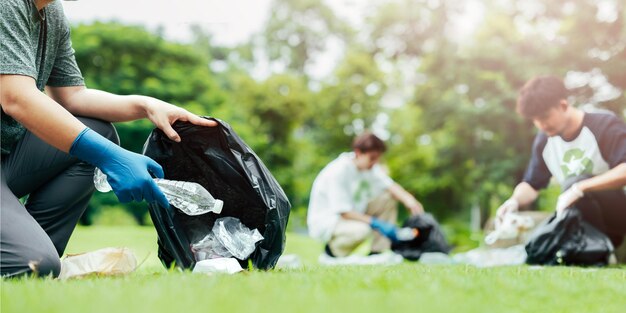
xmin=310 ymin=49 xmax=388 ymax=157
xmin=263 ymin=0 xmax=354 ymax=74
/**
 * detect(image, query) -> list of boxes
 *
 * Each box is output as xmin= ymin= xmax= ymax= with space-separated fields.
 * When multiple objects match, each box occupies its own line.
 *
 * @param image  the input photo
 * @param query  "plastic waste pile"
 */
xmin=484 ymin=212 xmax=535 ymax=245
xmin=452 ymin=245 xmax=528 ymax=267
xmin=417 ymin=245 xmax=528 ymax=267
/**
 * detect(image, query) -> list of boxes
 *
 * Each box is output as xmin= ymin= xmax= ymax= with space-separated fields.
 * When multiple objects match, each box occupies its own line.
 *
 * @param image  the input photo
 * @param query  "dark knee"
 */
xmin=78 ymin=117 xmax=120 ymax=146
xmin=32 ymin=254 xmax=61 ymax=278
xmin=7 ymin=250 xmax=61 ymax=278
xmin=94 ymin=121 xmax=119 ymax=145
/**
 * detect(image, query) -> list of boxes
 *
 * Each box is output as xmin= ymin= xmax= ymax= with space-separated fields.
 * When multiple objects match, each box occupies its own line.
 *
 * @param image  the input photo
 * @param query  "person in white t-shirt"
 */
xmin=307 ymin=132 xmax=425 ymax=257
xmin=496 ymin=76 xmax=626 ymax=247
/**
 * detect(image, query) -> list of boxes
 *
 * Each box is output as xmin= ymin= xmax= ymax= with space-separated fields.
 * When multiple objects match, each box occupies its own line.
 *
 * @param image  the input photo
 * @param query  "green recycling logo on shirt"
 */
xmin=560 ymin=148 xmax=593 ymax=179
xmin=353 ymin=180 xmax=371 ymax=204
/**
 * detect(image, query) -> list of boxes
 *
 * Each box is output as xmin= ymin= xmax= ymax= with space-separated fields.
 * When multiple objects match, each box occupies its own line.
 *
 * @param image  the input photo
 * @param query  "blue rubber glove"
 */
xmin=70 ymin=128 xmax=169 ymax=208
xmin=370 ymin=218 xmax=398 ymax=242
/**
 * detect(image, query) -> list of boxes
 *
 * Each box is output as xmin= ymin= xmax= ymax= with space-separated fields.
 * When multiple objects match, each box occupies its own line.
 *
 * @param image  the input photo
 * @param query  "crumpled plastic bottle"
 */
xmin=191 ymin=217 xmax=264 ymax=261
xmin=93 ymin=168 xmax=223 ymax=215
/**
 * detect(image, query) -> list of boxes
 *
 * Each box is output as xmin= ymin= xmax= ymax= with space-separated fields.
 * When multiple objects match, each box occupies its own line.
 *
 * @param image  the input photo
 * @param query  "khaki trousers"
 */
xmin=328 ymin=191 xmax=397 ymax=257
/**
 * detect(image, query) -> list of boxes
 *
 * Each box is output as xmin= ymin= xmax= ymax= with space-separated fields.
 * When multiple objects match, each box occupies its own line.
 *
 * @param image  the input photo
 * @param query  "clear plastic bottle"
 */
xmin=395 ymin=227 xmax=419 ymax=241
xmin=93 ymin=168 xmax=223 ymax=215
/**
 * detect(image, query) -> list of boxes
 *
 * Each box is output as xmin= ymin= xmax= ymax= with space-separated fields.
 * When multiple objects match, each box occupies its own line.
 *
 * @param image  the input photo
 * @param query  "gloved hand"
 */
xmin=370 ymin=217 xmax=398 ymax=242
xmin=70 ymin=128 xmax=169 ymax=208
xmin=556 ymin=183 xmax=584 ymax=216
xmin=495 ymin=198 xmax=519 ymax=223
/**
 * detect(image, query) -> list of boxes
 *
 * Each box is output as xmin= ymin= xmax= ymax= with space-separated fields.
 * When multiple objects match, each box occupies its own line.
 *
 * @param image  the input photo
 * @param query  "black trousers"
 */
xmin=0 ymin=117 xmax=118 ymax=277
xmin=564 ymin=175 xmax=626 ymax=247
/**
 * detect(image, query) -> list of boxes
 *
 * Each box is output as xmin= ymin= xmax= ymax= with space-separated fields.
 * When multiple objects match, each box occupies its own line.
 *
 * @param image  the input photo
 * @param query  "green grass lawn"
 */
xmin=2 ymin=226 xmax=626 ymax=313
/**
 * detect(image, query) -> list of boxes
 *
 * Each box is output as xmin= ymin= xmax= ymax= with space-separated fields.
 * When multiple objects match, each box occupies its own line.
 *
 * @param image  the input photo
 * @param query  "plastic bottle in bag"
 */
xmin=191 ymin=217 xmax=264 ymax=261
xmin=395 ymin=227 xmax=419 ymax=241
xmin=212 ymin=217 xmax=264 ymax=260
xmin=93 ymin=168 xmax=223 ymax=215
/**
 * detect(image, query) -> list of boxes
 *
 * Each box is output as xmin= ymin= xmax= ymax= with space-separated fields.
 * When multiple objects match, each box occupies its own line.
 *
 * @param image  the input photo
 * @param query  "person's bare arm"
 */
xmin=388 ymin=183 xmax=424 ymax=215
xmin=577 ymin=163 xmax=626 ymax=192
xmin=509 ymin=181 xmax=540 ymax=208
xmin=340 ymin=211 xmax=372 ymax=224
xmin=45 ymin=85 xmax=216 ymax=142
xmin=1 ymin=75 xmax=84 ymax=152
xmin=556 ymin=163 xmax=626 ymax=212
xmin=341 ymin=211 xmax=399 ymax=240
xmin=495 ymin=181 xmax=540 ymax=222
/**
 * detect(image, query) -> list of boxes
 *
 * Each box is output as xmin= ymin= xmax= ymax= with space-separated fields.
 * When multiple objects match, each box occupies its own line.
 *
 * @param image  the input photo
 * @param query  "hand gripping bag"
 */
xmin=525 ymin=209 xmax=614 ymax=266
xmin=143 ymin=118 xmax=291 ymax=270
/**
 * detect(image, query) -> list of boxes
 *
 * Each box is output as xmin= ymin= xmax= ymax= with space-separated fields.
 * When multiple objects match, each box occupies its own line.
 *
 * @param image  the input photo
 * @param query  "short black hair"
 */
xmin=352 ymin=132 xmax=386 ymax=153
xmin=516 ymin=76 xmax=568 ymax=119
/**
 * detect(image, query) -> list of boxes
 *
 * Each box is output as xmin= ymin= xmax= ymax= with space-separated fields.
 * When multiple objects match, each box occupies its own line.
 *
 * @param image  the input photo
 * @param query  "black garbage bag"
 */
xmin=143 ymin=118 xmax=291 ymax=270
xmin=391 ymin=213 xmax=451 ymax=261
xmin=525 ymin=209 xmax=614 ymax=266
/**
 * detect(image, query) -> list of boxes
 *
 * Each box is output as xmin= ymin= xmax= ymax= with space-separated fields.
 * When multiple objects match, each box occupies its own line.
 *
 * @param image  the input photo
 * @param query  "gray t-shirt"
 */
xmin=1 ymin=0 xmax=85 ymax=155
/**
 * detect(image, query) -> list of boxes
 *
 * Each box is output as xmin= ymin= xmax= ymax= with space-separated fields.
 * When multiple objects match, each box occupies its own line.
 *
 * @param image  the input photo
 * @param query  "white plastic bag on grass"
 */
xmin=58 ymin=247 xmax=137 ymax=280
xmin=318 ymin=251 xmax=403 ymax=266
xmin=192 ymin=258 xmax=243 ymax=274
xmin=452 ymin=244 xmax=527 ymax=267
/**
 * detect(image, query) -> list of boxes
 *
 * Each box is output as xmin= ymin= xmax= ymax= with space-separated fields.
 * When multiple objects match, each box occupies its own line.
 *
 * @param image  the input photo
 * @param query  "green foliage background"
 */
xmin=73 ymin=0 xmax=626 ymax=233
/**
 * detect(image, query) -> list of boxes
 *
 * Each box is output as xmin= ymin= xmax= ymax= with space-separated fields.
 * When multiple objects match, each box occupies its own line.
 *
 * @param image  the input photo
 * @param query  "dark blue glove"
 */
xmin=70 ymin=128 xmax=169 ymax=208
xmin=370 ymin=217 xmax=398 ymax=242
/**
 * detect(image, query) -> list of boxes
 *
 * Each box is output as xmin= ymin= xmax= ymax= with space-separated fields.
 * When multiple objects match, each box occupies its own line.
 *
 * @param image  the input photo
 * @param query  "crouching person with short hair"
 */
xmin=496 ymin=76 xmax=626 ymax=249
xmin=307 ymin=132 xmax=426 ymax=260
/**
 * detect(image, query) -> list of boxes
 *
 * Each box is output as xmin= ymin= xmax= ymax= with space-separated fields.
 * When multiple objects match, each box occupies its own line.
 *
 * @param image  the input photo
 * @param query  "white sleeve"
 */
xmin=324 ymin=168 xmax=354 ymax=214
xmin=370 ymin=165 xmax=394 ymax=194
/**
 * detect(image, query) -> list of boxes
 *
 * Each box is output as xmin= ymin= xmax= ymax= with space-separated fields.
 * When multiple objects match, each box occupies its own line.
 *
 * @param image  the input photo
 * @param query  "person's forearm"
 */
xmin=1 ymin=76 xmax=85 ymax=152
xmin=576 ymin=163 xmax=626 ymax=193
xmin=388 ymin=183 xmax=424 ymax=214
xmin=47 ymin=86 xmax=149 ymax=122
xmin=340 ymin=211 xmax=372 ymax=224
xmin=511 ymin=182 xmax=539 ymax=208
xmin=48 ymin=84 xmax=217 ymax=143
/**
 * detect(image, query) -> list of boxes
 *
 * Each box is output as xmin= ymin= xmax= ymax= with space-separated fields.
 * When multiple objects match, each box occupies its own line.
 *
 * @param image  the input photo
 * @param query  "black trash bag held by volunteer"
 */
xmin=391 ymin=213 xmax=451 ymax=261
xmin=143 ymin=118 xmax=291 ymax=270
xmin=525 ymin=208 xmax=614 ymax=266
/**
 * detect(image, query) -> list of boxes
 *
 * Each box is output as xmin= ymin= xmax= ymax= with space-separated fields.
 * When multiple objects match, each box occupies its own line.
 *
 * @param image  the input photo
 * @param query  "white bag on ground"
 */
xmin=452 ymin=244 xmax=528 ymax=267
xmin=58 ymin=247 xmax=137 ymax=280
xmin=192 ymin=258 xmax=243 ymax=274
xmin=318 ymin=251 xmax=403 ymax=266
xmin=276 ymin=254 xmax=303 ymax=269
xmin=418 ymin=245 xmax=528 ymax=267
